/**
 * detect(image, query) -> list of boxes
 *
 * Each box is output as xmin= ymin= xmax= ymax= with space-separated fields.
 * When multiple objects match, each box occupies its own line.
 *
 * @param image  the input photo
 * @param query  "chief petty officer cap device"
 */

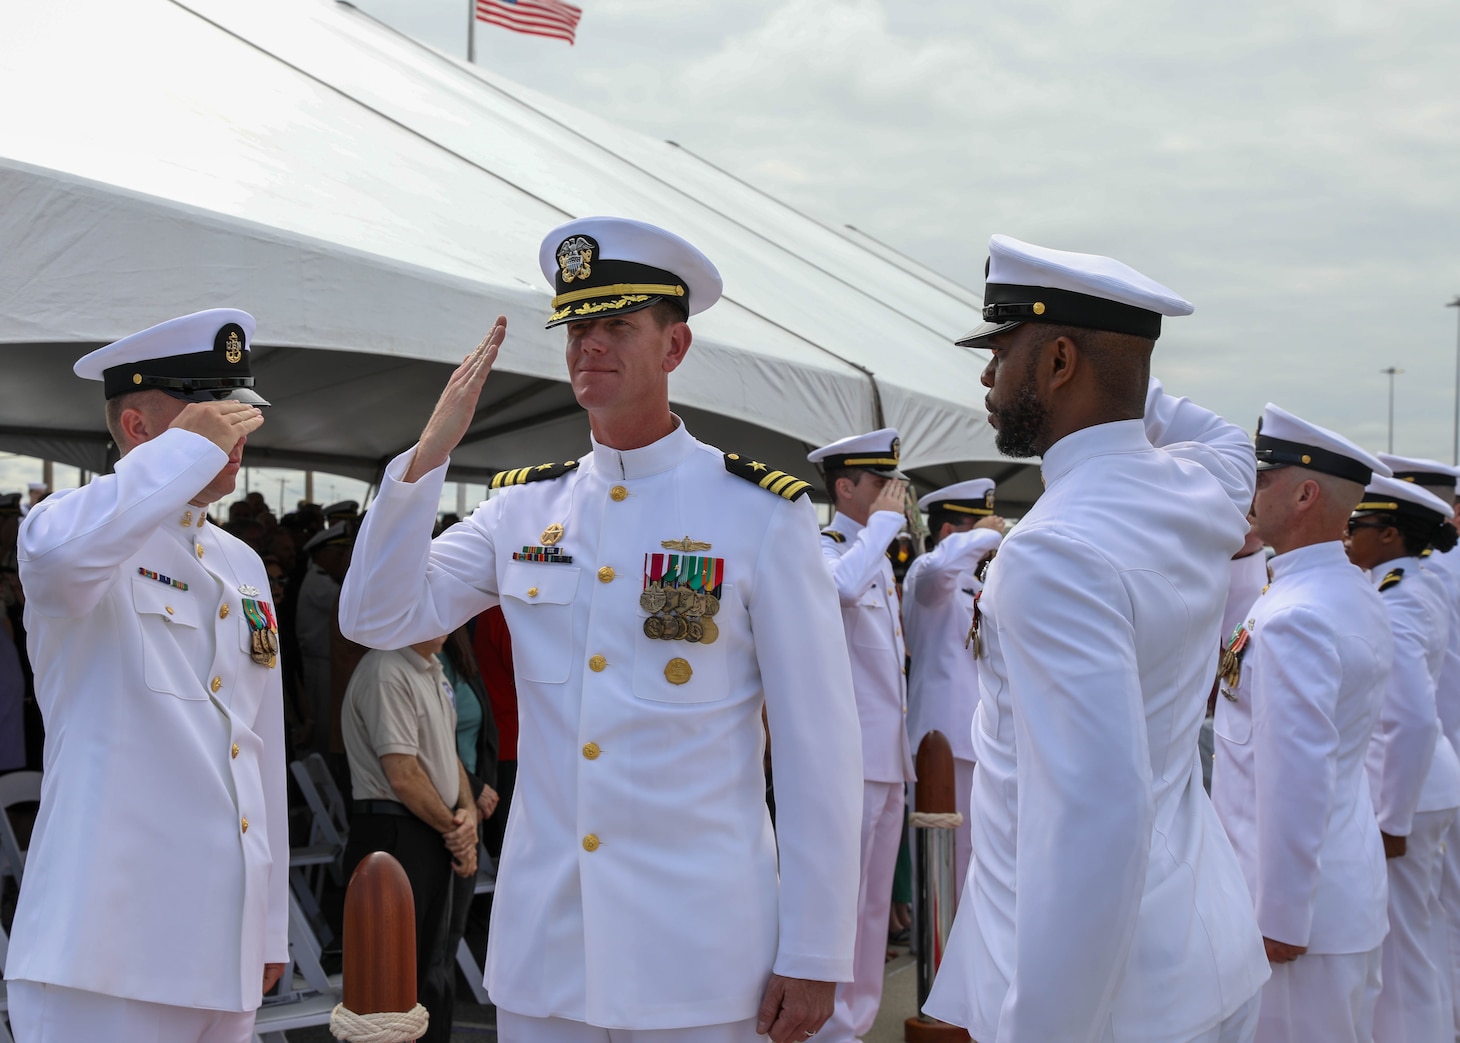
xmin=956 ymin=234 xmax=1194 ymax=349
xmin=540 ymin=216 xmax=723 ymax=329
xmin=807 ymin=429 xmax=906 ymax=480
xmin=1253 ymin=403 xmax=1389 ymax=485
xmin=918 ymin=478 xmax=996 ymax=516
xmin=73 ymin=308 xmax=269 ymax=406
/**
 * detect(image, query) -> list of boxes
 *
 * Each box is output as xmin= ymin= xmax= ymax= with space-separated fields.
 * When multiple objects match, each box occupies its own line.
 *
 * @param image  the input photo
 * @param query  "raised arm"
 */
xmin=1143 ymin=377 xmax=1256 ymax=517
xmin=906 ymin=526 xmax=1003 ymax=608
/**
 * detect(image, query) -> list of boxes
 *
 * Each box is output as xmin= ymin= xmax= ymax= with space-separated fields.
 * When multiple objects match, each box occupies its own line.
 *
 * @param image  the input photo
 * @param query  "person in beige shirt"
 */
xmin=341 ymin=639 xmax=477 ymax=1043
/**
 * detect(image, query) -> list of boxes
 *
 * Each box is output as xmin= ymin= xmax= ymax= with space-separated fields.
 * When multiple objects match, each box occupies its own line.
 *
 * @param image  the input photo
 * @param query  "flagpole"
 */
xmin=467 ymin=0 xmax=476 ymax=62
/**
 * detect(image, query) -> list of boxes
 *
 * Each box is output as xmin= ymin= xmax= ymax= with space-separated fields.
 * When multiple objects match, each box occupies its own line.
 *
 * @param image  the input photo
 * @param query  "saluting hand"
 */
xmin=975 ymin=514 xmax=1008 ymax=536
xmin=870 ymin=478 xmax=908 ymax=518
xmin=168 ymin=400 xmax=264 ymax=456
xmin=404 ymin=317 xmax=507 ymax=482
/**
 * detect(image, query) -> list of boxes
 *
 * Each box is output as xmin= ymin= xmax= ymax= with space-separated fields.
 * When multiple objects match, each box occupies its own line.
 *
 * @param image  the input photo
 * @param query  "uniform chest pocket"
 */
xmin=501 ymin=561 xmax=580 ymax=684
xmin=851 ymin=586 xmax=895 ymax=651
xmin=132 ymin=575 xmax=207 ymax=700
xmin=1213 ymin=688 xmax=1253 ymax=745
xmin=631 ymin=584 xmax=735 ymax=704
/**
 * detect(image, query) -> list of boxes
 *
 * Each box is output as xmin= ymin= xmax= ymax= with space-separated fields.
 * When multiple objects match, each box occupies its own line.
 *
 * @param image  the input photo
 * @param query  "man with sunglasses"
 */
xmin=1211 ymin=404 xmax=1393 ymax=1043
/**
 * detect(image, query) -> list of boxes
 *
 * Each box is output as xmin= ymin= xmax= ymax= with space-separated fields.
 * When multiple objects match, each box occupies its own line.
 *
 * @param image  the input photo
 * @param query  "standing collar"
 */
xmin=1270 ymin=540 xmax=1352 ymax=581
xmin=827 ymin=513 xmax=866 ymax=538
xmin=1038 ymin=419 xmax=1151 ymax=487
xmin=1368 ymin=555 xmax=1419 ymax=587
xmin=589 ymin=415 xmax=696 ymax=481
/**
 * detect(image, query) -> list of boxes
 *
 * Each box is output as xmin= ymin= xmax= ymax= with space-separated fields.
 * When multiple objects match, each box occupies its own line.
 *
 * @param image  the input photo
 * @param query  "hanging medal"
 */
xmin=964 ymin=590 xmax=983 ymax=659
xmin=1217 ymin=622 xmax=1250 ymax=698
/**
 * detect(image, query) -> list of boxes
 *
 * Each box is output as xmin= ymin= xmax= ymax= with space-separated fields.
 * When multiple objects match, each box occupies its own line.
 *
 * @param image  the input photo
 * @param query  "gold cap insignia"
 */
xmin=224 ymin=331 xmax=243 ymax=364
xmin=660 ymin=536 xmax=712 ymax=552
xmin=557 ymin=235 xmax=596 ymax=284
xmin=890 ymin=437 xmax=901 ymax=463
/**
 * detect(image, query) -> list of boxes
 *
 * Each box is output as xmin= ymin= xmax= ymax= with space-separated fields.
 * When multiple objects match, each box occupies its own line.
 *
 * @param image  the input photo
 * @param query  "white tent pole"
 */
xmin=467 ymin=0 xmax=475 ymax=63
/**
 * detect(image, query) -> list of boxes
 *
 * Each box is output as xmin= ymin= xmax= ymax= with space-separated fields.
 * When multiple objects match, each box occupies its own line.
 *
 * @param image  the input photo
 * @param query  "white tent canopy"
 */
xmin=0 ymin=0 xmax=1041 ymax=505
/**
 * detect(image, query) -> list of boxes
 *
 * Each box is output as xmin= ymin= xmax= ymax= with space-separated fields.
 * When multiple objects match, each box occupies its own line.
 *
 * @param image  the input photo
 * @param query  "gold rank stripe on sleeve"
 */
xmin=490 ymin=460 xmax=579 ymax=489
xmin=821 ymin=529 xmax=846 ymax=543
xmin=723 ymin=453 xmax=812 ymax=500
xmin=1379 ymin=567 xmax=1404 ymax=591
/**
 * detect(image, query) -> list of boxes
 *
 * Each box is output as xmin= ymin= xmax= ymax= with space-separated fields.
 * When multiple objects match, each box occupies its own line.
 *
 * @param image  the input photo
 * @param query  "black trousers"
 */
xmin=343 ymin=811 xmax=454 ymax=1043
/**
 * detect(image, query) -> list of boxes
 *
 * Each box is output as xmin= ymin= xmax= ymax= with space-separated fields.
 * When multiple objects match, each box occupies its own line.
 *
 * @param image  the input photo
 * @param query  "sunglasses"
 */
xmin=1346 ymin=518 xmax=1392 ymax=534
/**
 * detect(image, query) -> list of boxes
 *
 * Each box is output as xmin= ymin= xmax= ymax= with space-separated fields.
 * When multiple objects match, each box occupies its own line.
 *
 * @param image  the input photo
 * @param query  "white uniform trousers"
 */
xmin=7 ymin=981 xmax=256 ymax=1043
xmin=1439 ymin=806 xmax=1460 ymax=1040
xmin=496 ymin=1010 xmax=760 ymax=1042
xmin=1375 ymin=809 xmax=1453 ymax=1043
xmin=1189 ymin=993 xmax=1260 ymax=1043
xmin=1254 ymin=948 xmax=1383 ymax=1043
xmin=823 ymin=780 xmax=904 ymax=1043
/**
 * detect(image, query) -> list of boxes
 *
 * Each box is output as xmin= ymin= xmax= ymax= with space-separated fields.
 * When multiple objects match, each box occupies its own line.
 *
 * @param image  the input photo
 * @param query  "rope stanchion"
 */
xmin=329 ymin=1002 xmax=429 ymax=1043
xmin=334 ymin=851 xmax=422 ymax=1043
xmin=905 ymin=730 xmax=971 ymax=1043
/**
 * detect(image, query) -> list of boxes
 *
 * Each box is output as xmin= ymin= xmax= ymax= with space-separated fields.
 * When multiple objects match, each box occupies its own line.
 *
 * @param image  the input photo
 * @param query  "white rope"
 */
xmin=329 ymin=1002 xmax=430 ymax=1043
xmin=908 ymin=811 xmax=963 ymax=829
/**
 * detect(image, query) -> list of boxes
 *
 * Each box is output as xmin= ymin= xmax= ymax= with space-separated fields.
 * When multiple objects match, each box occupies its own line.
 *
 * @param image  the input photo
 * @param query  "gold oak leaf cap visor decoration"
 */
xmin=74 ymin=308 xmax=269 ymax=405
xmin=539 ymin=216 xmax=724 ymax=329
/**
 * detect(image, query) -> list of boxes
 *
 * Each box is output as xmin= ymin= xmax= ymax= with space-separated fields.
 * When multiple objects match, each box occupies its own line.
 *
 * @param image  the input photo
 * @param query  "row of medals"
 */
xmin=639 ymin=584 xmax=720 ymax=644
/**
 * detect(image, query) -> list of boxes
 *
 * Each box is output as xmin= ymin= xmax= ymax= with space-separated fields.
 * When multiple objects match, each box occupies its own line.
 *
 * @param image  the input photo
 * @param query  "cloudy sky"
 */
xmin=5 ymin=0 xmax=1458 ymax=502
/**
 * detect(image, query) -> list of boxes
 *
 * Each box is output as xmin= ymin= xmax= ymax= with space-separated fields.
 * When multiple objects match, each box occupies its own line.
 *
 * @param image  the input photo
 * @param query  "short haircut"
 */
xmin=647 ymin=298 xmax=689 ymax=328
xmin=1027 ymin=323 xmax=1153 ymax=415
xmin=823 ymin=466 xmax=875 ymax=506
xmin=104 ymin=389 xmax=169 ymax=451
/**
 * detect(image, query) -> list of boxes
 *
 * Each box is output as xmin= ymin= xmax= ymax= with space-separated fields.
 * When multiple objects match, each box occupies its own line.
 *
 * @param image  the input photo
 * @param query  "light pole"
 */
xmin=1449 ymin=296 xmax=1460 ymax=465
xmin=1381 ymin=367 xmax=1404 ymax=454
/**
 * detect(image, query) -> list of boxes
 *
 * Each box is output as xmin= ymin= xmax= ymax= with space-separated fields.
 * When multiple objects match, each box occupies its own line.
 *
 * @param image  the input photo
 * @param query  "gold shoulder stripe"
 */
xmin=723 ymin=453 xmax=812 ymax=501
xmin=1379 ymin=567 xmax=1404 ymax=591
xmin=490 ymin=460 xmax=579 ymax=489
xmin=821 ymin=528 xmax=846 ymax=543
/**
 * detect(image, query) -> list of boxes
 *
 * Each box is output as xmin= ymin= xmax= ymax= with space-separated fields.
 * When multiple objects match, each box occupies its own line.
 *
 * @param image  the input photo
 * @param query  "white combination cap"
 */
xmin=957 ymin=234 xmax=1192 ymax=348
xmin=1255 ymin=404 xmax=1389 ymax=485
xmin=917 ymin=478 xmax=996 ymax=515
xmin=1355 ymin=474 xmax=1454 ymax=524
xmin=807 ymin=428 xmax=904 ymax=478
xmin=539 ymin=216 xmax=723 ymax=329
xmin=1376 ymin=454 xmax=1459 ymax=497
xmin=73 ymin=308 xmax=267 ymax=405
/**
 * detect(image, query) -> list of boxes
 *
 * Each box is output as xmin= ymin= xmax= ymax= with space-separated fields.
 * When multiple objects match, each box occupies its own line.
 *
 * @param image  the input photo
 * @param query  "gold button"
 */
xmin=597 ymin=566 xmax=615 ymax=583
xmin=1033 ymin=301 xmax=1046 ymax=315
xmin=588 ymin=655 xmax=607 ymax=673
xmin=165 ymin=606 xmax=175 ymax=615
xmin=241 ymin=817 xmax=249 ymax=834
xmin=582 ymin=742 xmax=601 ymax=760
xmin=527 ymin=587 xmax=539 ymax=598
xmin=1301 ymin=454 xmax=1312 ymax=464
xmin=210 ymin=676 xmax=223 ymax=693
xmin=132 ymin=373 xmax=142 ymax=385
xmin=196 ymin=544 xmax=205 ymax=558
xmin=582 ymin=834 xmax=600 ymax=852
xmin=231 ymin=743 xmax=240 ymax=759
xmin=665 ymin=657 xmax=693 ymax=685
xmin=610 ymin=485 xmax=628 ymax=502
xmin=219 ymin=604 xmax=230 ymax=619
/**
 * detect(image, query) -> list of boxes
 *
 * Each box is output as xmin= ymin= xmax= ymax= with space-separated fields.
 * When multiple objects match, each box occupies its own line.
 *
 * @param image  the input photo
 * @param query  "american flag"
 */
xmin=476 ymin=0 xmax=583 ymax=45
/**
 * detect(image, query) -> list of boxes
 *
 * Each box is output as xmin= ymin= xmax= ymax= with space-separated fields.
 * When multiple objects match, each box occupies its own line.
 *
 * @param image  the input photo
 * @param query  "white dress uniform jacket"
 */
xmin=903 ymin=527 xmax=1003 ymax=762
xmin=1366 ymin=559 xmax=1460 ymax=833
xmin=339 ymin=422 xmax=862 ymax=1030
xmin=9 ymin=429 xmax=289 ymax=1011
xmin=1211 ymin=541 xmax=1391 ymax=955
xmin=822 ymin=511 xmax=915 ymax=782
xmin=924 ymin=383 xmax=1268 ymax=1043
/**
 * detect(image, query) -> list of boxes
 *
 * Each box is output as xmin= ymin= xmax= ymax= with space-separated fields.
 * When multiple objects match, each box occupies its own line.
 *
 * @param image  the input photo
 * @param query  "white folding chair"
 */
xmin=454 ymin=844 xmax=498 ymax=1006
xmin=287 ymin=758 xmax=347 ymax=941
xmin=0 ymin=921 xmax=14 ymax=1043
xmin=0 ymin=771 xmax=41 ymax=887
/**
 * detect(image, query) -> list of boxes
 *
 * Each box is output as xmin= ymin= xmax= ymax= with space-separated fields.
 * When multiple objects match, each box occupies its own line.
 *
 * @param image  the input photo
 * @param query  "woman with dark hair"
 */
xmin=1346 ymin=473 xmax=1460 ymax=1043
xmin=437 ymin=625 xmax=500 ymax=1011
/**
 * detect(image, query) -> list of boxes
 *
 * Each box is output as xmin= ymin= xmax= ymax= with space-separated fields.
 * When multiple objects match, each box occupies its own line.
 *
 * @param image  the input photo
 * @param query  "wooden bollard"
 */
xmin=905 ymin=730 xmax=971 ymax=1043
xmin=341 ymin=851 xmax=418 ymax=1040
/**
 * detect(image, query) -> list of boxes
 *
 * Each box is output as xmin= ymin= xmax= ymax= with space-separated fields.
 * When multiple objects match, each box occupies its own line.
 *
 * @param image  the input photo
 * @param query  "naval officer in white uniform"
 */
xmin=7 ymin=310 xmax=288 ymax=1043
xmin=1376 ymin=455 xmax=1460 ymax=1038
xmin=923 ymin=235 xmax=1268 ymax=1043
xmin=339 ymin=217 xmax=862 ymax=1043
xmin=1211 ymin=405 xmax=1392 ymax=1043
xmin=807 ymin=429 xmax=917 ymax=1043
xmin=1347 ymin=474 xmax=1460 ymax=1043
xmin=902 ymin=479 xmax=1004 ymax=894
